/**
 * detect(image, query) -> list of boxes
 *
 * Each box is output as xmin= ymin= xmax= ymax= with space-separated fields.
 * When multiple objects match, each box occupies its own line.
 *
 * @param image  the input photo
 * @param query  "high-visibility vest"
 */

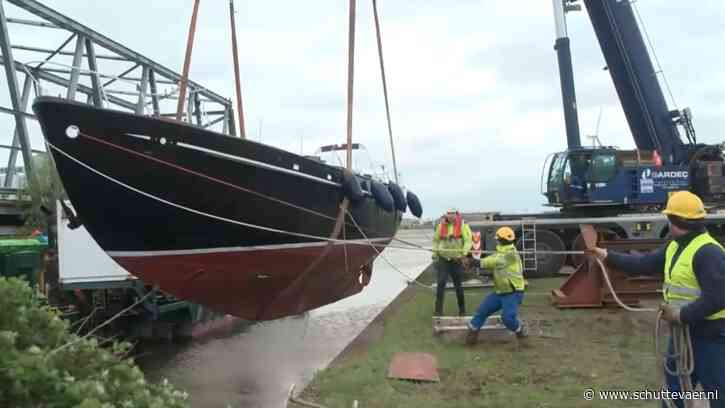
xmin=663 ymin=232 xmax=725 ymax=321
xmin=434 ymin=222 xmax=472 ymax=260
xmin=481 ymin=244 xmax=525 ymax=294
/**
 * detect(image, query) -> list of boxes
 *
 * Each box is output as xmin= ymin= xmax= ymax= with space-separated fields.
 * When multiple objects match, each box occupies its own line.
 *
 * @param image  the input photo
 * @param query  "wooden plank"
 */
xmin=433 ymin=315 xmax=514 ymax=343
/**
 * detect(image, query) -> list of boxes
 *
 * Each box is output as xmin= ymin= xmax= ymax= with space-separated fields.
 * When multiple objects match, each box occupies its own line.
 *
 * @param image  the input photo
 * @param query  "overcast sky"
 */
xmin=1 ymin=0 xmax=723 ymax=220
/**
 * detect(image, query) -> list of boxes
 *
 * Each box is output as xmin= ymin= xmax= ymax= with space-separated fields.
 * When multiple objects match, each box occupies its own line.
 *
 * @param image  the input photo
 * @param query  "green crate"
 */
xmin=0 ymin=239 xmax=47 ymax=254
xmin=0 ymin=239 xmax=47 ymax=285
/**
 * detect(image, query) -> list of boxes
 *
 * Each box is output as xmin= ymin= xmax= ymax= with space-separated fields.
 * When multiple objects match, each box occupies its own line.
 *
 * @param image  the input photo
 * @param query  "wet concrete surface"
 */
xmin=138 ymin=229 xmax=432 ymax=408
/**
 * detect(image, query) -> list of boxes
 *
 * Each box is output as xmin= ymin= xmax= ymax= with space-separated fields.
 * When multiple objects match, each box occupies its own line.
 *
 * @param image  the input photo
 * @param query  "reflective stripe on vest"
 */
xmin=490 ymin=245 xmax=525 ymax=294
xmin=663 ymin=232 xmax=725 ymax=321
xmin=662 ymin=282 xmax=702 ymax=297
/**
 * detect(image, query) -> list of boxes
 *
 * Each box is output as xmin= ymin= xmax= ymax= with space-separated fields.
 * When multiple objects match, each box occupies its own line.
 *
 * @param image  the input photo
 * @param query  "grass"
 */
xmin=297 ymin=267 xmax=661 ymax=408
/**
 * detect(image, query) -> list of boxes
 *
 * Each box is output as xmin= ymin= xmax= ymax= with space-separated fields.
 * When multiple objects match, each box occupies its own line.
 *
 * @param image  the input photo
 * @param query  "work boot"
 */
xmin=433 ymin=301 xmax=443 ymax=317
xmin=515 ymin=323 xmax=528 ymax=339
xmin=466 ymin=328 xmax=479 ymax=345
xmin=458 ymin=308 xmax=466 ymax=317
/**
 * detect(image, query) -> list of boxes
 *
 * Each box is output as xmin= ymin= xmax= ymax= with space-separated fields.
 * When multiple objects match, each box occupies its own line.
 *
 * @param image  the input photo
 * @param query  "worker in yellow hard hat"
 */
xmin=432 ymin=208 xmax=473 ymax=317
xmin=466 ymin=226 xmax=527 ymax=345
xmin=587 ymin=191 xmax=725 ymax=407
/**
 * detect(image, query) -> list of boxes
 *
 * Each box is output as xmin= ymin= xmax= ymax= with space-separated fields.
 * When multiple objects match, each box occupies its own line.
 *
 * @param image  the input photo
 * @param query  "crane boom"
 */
xmin=582 ymin=0 xmax=686 ymax=164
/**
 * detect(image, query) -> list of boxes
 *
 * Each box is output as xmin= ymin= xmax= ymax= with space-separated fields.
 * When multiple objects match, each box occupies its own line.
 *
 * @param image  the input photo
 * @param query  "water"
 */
xmin=139 ymin=230 xmax=431 ymax=408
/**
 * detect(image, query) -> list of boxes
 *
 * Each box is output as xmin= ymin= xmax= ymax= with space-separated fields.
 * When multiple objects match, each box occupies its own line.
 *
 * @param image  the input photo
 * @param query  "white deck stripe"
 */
xmin=106 ymin=238 xmax=392 ymax=258
xmin=125 ymin=132 xmax=152 ymax=141
xmin=175 ymin=141 xmax=341 ymax=187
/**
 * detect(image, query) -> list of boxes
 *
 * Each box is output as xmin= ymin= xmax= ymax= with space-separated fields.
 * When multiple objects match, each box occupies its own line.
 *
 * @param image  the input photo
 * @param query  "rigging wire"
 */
xmin=372 ymin=0 xmax=399 ymax=184
xmin=631 ymin=1 xmax=679 ymax=110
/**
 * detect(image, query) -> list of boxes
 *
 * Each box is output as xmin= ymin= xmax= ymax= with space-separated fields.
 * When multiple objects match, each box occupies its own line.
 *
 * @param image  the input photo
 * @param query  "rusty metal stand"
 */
xmin=551 ymin=239 xmax=663 ymax=308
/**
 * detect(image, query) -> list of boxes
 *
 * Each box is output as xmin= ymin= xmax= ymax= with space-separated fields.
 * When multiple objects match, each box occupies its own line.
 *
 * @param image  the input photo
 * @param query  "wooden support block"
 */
xmin=431 ymin=279 xmax=531 ymax=290
xmin=432 ymin=315 xmax=515 ymax=343
xmin=431 ymin=278 xmax=493 ymax=289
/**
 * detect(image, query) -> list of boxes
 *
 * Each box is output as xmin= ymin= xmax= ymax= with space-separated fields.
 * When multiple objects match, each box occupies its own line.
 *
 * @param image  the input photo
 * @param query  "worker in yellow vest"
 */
xmin=587 ymin=191 xmax=725 ymax=408
xmin=432 ymin=208 xmax=472 ymax=316
xmin=466 ymin=226 xmax=527 ymax=344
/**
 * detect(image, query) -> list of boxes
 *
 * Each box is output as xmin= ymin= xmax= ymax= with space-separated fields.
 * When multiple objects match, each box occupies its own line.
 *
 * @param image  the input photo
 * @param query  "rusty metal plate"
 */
xmin=387 ymin=352 xmax=440 ymax=382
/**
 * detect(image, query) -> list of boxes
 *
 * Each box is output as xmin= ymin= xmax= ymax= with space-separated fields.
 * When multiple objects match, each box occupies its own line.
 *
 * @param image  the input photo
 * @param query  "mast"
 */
xmin=176 ymin=0 xmax=201 ymax=121
xmin=229 ymin=0 xmax=246 ymax=138
xmin=345 ymin=0 xmax=355 ymax=170
xmin=552 ymin=0 xmax=581 ymax=150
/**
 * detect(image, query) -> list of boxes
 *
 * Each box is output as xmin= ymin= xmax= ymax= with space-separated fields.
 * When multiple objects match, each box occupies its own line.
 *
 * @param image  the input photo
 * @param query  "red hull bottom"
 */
xmin=112 ymin=242 xmax=383 ymax=320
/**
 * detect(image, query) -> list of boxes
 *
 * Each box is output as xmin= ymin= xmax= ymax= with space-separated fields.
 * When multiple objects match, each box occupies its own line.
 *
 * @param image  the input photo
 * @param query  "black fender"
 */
xmin=387 ymin=182 xmax=407 ymax=212
xmin=371 ymin=180 xmax=395 ymax=212
xmin=406 ymin=191 xmax=423 ymax=218
xmin=341 ymin=171 xmax=365 ymax=203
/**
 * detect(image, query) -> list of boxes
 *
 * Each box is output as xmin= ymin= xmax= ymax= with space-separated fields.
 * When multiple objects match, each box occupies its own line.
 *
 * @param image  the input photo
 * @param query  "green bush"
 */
xmin=0 ymin=277 xmax=188 ymax=407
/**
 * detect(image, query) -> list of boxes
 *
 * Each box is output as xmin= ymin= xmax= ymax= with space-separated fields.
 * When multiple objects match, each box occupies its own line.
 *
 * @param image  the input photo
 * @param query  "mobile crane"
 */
xmin=543 ymin=0 xmax=725 ymax=212
xmin=469 ymin=0 xmax=725 ymax=277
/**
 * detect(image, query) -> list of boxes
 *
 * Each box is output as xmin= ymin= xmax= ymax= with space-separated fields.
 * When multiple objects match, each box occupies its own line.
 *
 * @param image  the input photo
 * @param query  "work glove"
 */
xmin=460 ymin=257 xmax=471 ymax=269
xmin=659 ymin=303 xmax=681 ymax=323
xmin=584 ymin=247 xmax=608 ymax=261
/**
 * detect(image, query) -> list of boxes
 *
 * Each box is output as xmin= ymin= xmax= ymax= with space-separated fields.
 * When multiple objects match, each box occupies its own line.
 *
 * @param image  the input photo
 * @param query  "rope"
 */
xmin=345 ymin=209 xmax=433 ymax=291
xmin=371 ymin=0 xmax=398 ymax=184
xmin=75 ymin=131 xmax=346 ymax=225
xmin=54 ymin=134 xmax=591 ymax=256
xmin=656 ymin=311 xmax=695 ymax=408
xmin=592 ymin=256 xmax=656 ymax=313
xmin=592 ymin=256 xmax=694 ymax=407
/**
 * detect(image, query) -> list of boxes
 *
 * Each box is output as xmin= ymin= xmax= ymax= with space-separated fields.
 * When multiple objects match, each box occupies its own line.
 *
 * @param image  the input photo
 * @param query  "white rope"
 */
xmin=592 ymin=256 xmax=693 ymax=407
xmin=345 ymin=209 xmax=433 ymax=291
xmin=48 ymin=142 xmax=387 ymax=247
xmin=52 ymin=139 xmax=586 ymax=260
xmin=592 ymin=256 xmax=656 ymax=313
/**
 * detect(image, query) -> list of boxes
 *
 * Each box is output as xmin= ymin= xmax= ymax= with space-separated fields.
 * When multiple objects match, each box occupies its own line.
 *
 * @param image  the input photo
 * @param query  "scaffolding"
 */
xmin=0 ymin=0 xmax=235 ymax=196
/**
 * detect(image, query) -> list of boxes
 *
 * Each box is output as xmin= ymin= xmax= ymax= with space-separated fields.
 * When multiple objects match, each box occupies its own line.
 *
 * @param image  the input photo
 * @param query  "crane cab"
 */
xmin=542 ymin=148 xmax=689 ymax=211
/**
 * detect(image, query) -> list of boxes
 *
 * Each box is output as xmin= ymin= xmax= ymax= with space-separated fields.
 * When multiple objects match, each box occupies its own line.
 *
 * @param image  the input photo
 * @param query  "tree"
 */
xmin=17 ymin=153 xmax=65 ymax=234
xmin=0 ymin=277 xmax=188 ymax=407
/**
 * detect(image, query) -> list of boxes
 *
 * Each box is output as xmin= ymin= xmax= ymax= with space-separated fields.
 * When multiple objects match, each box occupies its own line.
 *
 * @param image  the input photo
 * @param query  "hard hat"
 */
xmin=496 ymin=226 xmax=515 ymax=242
xmin=446 ymin=207 xmax=458 ymax=214
xmin=662 ymin=191 xmax=706 ymax=220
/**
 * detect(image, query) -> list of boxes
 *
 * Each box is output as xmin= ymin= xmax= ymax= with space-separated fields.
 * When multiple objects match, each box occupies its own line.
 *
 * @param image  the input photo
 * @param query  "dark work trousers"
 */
xmin=664 ymin=331 xmax=725 ymax=408
xmin=434 ymin=258 xmax=465 ymax=316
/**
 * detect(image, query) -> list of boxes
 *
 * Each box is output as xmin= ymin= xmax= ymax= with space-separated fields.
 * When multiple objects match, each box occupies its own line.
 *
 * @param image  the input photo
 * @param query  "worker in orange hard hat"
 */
xmin=587 ymin=191 xmax=725 ymax=408
xmin=467 ymin=226 xmax=527 ymax=345
xmin=432 ymin=207 xmax=472 ymax=317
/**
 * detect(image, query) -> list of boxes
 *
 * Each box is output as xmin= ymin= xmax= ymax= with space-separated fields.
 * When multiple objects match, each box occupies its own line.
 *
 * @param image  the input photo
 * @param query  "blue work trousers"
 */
xmin=469 ymin=291 xmax=524 ymax=332
xmin=664 ymin=333 xmax=725 ymax=408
